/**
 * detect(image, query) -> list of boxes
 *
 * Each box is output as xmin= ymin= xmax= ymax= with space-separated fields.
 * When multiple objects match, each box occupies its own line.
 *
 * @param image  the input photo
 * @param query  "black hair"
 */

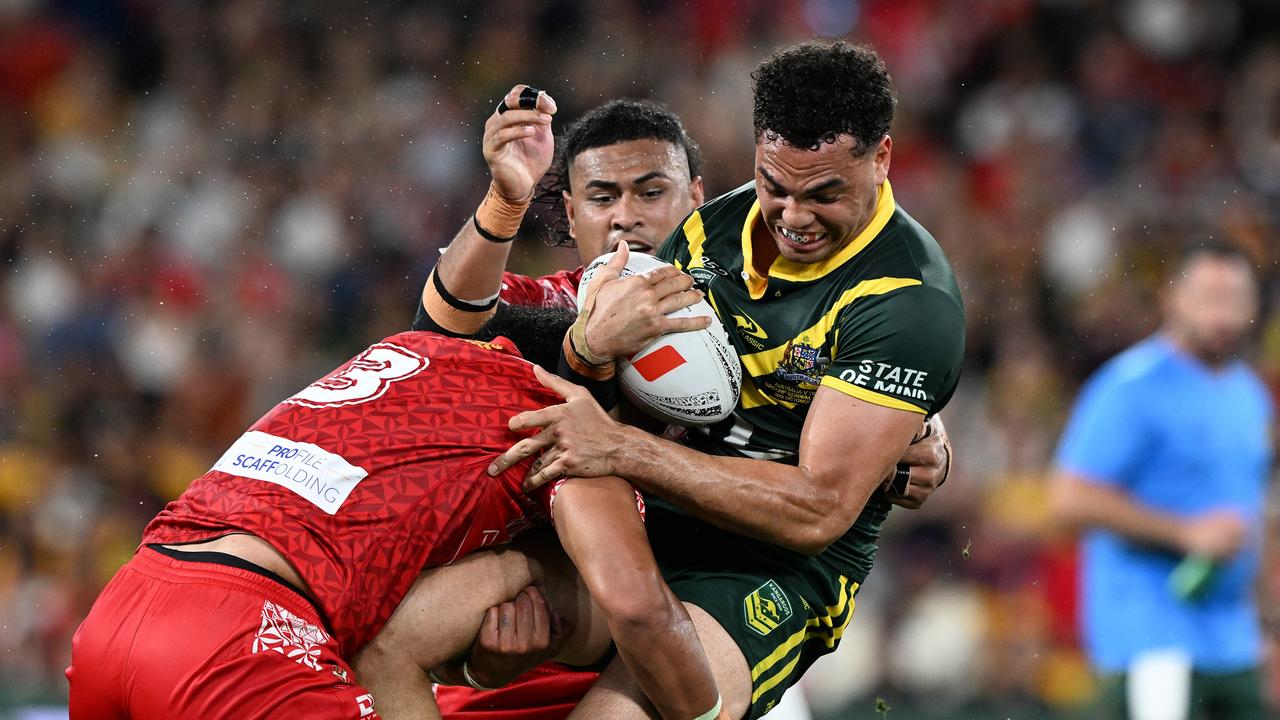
xmin=533 ymin=99 xmax=701 ymax=246
xmin=751 ymin=40 xmax=896 ymax=154
xmin=473 ymin=303 xmax=576 ymax=370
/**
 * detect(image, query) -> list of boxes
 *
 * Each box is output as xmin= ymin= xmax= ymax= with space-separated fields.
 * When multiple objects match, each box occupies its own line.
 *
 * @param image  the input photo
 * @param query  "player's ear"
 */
xmin=563 ymin=190 xmax=577 ymax=240
xmin=690 ymin=176 xmax=705 ymax=207
xmin=873 ymin=135 xmax=891 ymax=184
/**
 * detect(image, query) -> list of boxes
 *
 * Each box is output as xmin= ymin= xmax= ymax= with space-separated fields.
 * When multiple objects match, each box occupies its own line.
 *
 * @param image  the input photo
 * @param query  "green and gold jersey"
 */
xmin=657 ymin=179 xmax=965 ymax=582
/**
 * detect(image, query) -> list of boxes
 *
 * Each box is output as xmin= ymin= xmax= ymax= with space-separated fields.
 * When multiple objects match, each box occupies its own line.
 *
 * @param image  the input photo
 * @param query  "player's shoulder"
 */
xmin=379 ymin=330 xmax=526 ymax=364
xmin=699 ymin=181 xmax=757 ymax=219
xmin=867 ymin=205 xmax=961 ymax=305
xmin=1086 ymin=336 xmax=1177 ymax=394
xmin=1226 ymin=360 xmax=1272 ymax=412
xmin=688 ymin=183 xmax=757 ymax=241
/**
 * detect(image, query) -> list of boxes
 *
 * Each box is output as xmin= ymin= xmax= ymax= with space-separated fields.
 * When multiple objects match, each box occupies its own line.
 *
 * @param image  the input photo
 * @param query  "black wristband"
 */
xmin=432 ymin=266 xmax=499 ymax=312
xmin=472 ymin=214 xmax=517 ymax=243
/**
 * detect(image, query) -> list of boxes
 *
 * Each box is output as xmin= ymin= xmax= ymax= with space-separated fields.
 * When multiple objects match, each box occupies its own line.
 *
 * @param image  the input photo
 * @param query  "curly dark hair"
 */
xmin=532 ymin=99 xmax=701 ymax=246
xmin=474 ymin=303 xmax=576 ymax=370
xmin=751 ymin=40 xmax=896 ymax=154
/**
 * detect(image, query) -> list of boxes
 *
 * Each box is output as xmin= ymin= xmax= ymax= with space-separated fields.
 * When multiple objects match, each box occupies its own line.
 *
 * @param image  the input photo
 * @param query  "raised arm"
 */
xmin=417 ymin=84 xmax=556 ymax=335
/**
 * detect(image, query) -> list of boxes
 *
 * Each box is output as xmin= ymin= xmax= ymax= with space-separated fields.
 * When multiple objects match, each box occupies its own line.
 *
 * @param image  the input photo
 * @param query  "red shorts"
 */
xmin=436 ymin=663 xmax=598 ymax=720
xmin=67 ymin=547 xmax=380 ymax=720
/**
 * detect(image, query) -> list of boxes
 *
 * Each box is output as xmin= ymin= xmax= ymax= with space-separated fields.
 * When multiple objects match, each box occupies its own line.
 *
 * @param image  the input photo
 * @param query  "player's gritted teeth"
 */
xmin=776 ymin=227 xmax=828 ymax=250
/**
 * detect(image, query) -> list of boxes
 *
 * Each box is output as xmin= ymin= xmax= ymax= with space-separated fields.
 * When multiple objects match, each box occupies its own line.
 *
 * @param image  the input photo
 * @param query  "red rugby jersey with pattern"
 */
xmin=499 ymin=268 xmax=583 ymax=309
xmin=143 ymin=331 xmax=560 ymax=656
xmin=440 ymin=269 xmax=597 ymax=720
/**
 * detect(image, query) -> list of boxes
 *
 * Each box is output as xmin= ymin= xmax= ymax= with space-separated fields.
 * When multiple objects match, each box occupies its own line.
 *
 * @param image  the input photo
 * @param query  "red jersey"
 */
xmin=499 ymin=268 xmax=583 ymax=309
xmin=447 ymin=270 xmax=595 ymax=720
xmin=144 ymin=331 xmax=560 ymax=656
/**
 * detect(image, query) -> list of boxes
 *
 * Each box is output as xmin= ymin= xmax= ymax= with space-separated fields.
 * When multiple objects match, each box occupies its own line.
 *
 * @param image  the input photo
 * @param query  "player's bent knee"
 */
xmin=685 ymin=602 xmax=752 ymax=719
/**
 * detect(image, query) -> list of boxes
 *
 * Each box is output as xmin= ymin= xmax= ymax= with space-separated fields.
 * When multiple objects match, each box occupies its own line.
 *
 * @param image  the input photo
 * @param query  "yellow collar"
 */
xmin=741 ymin=180 xmax=896 ymax=299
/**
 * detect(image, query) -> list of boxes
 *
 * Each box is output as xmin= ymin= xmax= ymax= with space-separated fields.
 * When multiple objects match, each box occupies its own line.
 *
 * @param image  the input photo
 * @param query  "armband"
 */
xmin=415 ymin=267 xmax=498 ymax=336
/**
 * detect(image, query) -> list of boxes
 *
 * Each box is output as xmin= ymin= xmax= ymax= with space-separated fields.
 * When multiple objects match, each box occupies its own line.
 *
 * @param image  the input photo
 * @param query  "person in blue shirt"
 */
xmin=1052 ymin=242 xmax=1274 ymax=719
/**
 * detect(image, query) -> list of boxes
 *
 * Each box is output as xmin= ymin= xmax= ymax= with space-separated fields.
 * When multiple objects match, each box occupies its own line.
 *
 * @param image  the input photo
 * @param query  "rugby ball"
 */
xmin=579 ymin=252 xmax=742 ymax=426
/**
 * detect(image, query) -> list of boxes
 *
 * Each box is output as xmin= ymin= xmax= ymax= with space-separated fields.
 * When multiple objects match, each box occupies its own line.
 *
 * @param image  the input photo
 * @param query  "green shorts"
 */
xmin=646 ymin=503 xmax=859 ymax=719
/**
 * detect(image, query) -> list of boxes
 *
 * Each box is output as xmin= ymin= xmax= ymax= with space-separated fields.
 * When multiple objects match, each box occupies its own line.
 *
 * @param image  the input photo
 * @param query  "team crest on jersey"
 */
xmin=773 ymin=337 xmax=830 ymax=388
xmin=744 ymin=579 xmax=793 ymax=636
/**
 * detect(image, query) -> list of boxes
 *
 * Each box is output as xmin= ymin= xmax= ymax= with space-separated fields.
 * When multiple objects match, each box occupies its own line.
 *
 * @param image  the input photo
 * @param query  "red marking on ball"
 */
xmin=630 ymin=345 xmax=688 ymax=382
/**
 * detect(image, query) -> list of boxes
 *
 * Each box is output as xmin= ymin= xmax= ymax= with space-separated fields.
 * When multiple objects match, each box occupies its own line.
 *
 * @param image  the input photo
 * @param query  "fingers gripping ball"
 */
xmin=578 ymin=252 xmax=742 ymax=426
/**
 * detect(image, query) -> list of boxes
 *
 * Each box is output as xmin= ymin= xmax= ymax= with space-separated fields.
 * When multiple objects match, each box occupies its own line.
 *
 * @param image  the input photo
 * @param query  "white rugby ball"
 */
xmin=579 ymin=252 xmax=742 ymax=426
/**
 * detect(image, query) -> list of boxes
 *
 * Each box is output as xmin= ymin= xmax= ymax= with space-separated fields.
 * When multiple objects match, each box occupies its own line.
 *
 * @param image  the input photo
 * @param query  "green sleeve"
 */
xmin=822 ymin=285 xmax=965 ymax=415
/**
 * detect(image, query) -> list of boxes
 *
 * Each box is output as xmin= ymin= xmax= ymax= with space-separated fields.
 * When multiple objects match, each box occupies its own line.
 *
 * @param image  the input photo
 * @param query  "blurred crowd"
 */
xmin=1 ymin=0 xmax=1278 ymax=716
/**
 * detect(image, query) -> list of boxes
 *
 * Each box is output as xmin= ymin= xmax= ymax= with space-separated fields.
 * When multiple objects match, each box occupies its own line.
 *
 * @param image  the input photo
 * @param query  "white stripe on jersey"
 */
xmin=709 ymin=413 xmax=793 ymax=461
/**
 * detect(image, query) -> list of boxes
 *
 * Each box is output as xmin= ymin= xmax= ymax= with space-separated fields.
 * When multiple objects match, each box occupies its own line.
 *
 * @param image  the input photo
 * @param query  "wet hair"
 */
xmin=751 ymin=40 xmax=896 ymax=155
xmin=473 ymin=303 xmax=576 ymax=370
xmin=533 ymin=99 xmax=701 ymax=246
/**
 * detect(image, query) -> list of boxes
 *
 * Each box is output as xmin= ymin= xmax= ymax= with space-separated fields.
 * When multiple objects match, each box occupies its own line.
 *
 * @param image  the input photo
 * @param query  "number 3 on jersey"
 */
xmin=287 ymin=343 xmax=429 ymax=408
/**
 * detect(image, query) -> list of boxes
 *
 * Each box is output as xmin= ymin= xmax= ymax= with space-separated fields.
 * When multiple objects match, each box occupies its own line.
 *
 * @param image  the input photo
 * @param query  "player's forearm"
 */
xmin=1050 ymin=473 xmax=1189 ymax=552
xmin=434 ymin=183 xmax=527 ymax=301
xmin=554 ymin=477 xmax=722 ymax=720
xmin=608 ymin=587 xmax=724 ymax=720
xmin=421 ymin=183 xmax=530 ymax=334
xmin=352 ymin=641 xmax=442 ymax=720
xmin=614 ymin=427 xmax=858 ymax=555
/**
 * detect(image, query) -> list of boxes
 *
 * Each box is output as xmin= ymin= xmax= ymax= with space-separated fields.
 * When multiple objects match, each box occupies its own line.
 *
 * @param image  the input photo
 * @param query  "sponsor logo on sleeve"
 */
xmin=838 ymin=360 xmax=929 ymax=402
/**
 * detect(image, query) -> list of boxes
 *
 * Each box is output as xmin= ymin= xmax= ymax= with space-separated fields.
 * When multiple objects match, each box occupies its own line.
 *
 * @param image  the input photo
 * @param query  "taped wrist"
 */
xmin=558 ymin=334 xmax=617 ymax=411
xmin=567 ymin=295 xmax=612 ymax=367
xmin=474 ymin=182 xmax=532 ymax=242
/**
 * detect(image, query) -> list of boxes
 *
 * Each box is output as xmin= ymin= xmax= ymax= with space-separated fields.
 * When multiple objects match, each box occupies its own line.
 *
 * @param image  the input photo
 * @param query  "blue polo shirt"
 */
xmin=1055 ymin=334 xmax=1273 ymax=673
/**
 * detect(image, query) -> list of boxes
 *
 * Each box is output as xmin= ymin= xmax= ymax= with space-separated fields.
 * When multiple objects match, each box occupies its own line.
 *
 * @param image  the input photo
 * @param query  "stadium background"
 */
xmin=1 ymin=0 xmax=1278 ymax=717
